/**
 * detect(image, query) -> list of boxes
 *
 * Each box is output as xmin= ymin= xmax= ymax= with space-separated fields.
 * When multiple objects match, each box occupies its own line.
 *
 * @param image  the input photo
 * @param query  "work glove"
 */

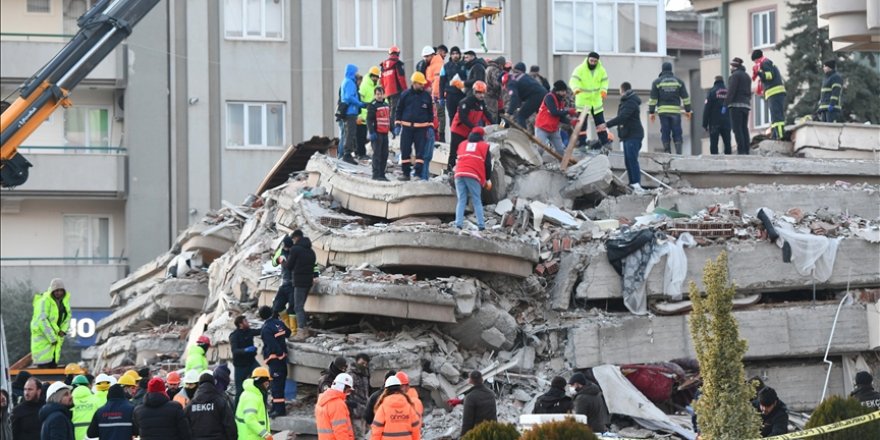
xmin=568 ymin=108 xmax=577 ymax=117
xmin=649 ymin=114 xmax=656 ymax=123
xmin=264 ymin=435 xmax=274 ymax=440
xmin=245 ymin=346 xmax=257 ymax=353
xmin=369 ymin=133 xmax=378 ymax=143
xmin=446 ymin=398 xmax=463 ymax=407
xmin=600 ymin=90 xmax=608 ymax=99
xmin=720 ymin=105 xmax=727 ymax=115
xmin=685 ymin=112 xmax=693 ymax=121
xmin=828 ymin=104 xmax=835 ymax=112
xmin=439 ymin=98 xmax=446 ymax=107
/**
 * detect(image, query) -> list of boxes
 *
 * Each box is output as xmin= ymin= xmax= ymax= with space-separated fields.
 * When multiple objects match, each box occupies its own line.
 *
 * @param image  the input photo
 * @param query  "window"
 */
xmin=553 ymin=0 xmax=663 ymax=54
xmin=64 ymin=107 xmax=111 ymax=148
xmin=700 ymin=12 xmax=721 ymax=56
xmin=225 ymin=0 xmax=284 ymax=40
xmin=751 ymin=9 xmax=776 ymax=49
xmin=63 ymin=215 xmax=110 ymax=264
xmin=27 ymin=0 xmax=50 ymax=13
xmin=226 ymin=102 xmax=285 ymax=148
xmin=64 ymin=0 xmax=100 ymax=35
xmin=753 ymin=96 xmax=771 ymax=128
xmin=337 ymin=0 xmax=396 ymax=49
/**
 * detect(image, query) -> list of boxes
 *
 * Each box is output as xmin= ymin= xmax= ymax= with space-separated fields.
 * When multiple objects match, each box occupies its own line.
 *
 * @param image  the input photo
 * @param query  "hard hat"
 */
xmin=65 ymin=363 xmax=85 ymax=375
xmin=421 ymin=45 xmax=435 ymax=57
xmin=368 ymin=66 xmax=380 ymax=76
xmin=117 ymin=375 xmax=138 ymax=387
xmin=472 ymin=81 xmax=487 ymax=93
xmin=94 ymin=373 xmax=112 ymax=384
xmin=333 ymin=373 xmax=354 ymax=389
xmin=123 ymin=370 xmax=142 ymax=381
xmin=395 ymin=371 xmax=410 ymax=385
xmin=184 ymin=370 xmax=201 ymax=384
xmin=196 ymin=335 xmax=211 ymax=346
xmin=384 ymin=375 xmax=402 ymax=388
xmin=388 ymin=45 xmax=400 ymax=54
xmin=166 ymin=371 xmax=181 ymax=385
xmin=46 ymin=381 xmax=72 ymax=400
xmin=72 ymin=375 xmax=89 ymax=386
xmin=252 ymin=367 xmax=271 ymax=379
xmin=411 ymin=72 xmax=427 ymax=85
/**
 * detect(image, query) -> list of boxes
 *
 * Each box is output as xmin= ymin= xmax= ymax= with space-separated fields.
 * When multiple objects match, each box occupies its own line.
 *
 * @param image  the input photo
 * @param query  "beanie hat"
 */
xmin=855 ymin=371 xmax=873 ymax=385
xmin=758 ymin=387 xmax=778 ymax=406
xmin=464 ymin=50 xmax=476 ymax=57
xmin=662 ymin=61 xmax=673 ymax=72
xmin=530 ymin=65 xmax=541 ymax=73
xmin=569 ymin=372 xmax=587 ymax=386
xmin=147 ymin=377 xmax=166 ymax=394
xmin=751 ymin=49 xmax=764 ymax=61
xmin=823 ymin=59 xmax=836 ymax=70
xmin=450 ymin=46 xmax=461 ymax=55
xmin=493 ymin=56 xmax=506 ymax=66
xmin=552 ymin=80 xmax=568 ymax=92
xmin=107 ymin=384 xmax=125 ymax=399
xmin=469 ymin=126 xmax=485 ymax=141
xmin=514 ymin=62 xmax=527 ymax=73
xmin=588 ymin=52 xmax=600 ymax=60
xmin=49 ymin=278 xmax=65 ymax=291
xmin=730 ymin=57 xmax=744 ymax=67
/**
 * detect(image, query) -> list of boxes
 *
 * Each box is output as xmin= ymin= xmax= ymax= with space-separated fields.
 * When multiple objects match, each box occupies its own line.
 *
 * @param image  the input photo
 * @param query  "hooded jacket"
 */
xmin=605 ymin=89 xmax=644 ymax=140
xmin=506 ymin=72 xmax=546 ymax=115
xmin=573 ymin=382 xmax=610 ymax=433
xmin=760 ymin=401 xmax=789 ymax=437
xmin=725 ymin=65 xmax=752 ymax=109
xmin=340 ymin=64 xmax=364 ymax=116
xmin=532 ymin=387 xmax=573 ymax=414
xmin=464 ymin=57 xmax=487 ymax=93
xmin=569 ymin=59 xmax=608 ymax=114
xmin=461 ymin=383 xmax=497 ymax=436
xmin=318 ymin=361 xmax=347 ymax=394
xmin=286 ymin=236 xmax=317 ymax=288
xmin=71 ymin=385 xmax=99 ymax=440
xmin=30 ymin=285 xmax=71 ymax=365
xmin=851 ymin=384 xmax=880 ymax=409
xmin=87 ymin=385 xmax=137 ymax=440
xmin=185 ymin=345 xmax=209 ymax=376
xmin=648 ymin=62 xmax=691 ymax=115
xmin=370 ymin=392 xmax=420 ymax=440
xmin=133 ymin=392 xmax=191 ymax=440
xmin=703 ymin=78 xmax=731 ymax=129
xmin=315 ymin=388 xmax=354 ymax=440
xmin=185 ymin=380 xmax=236 ymax=440
xmin=235 ymin=379 xmax=270 ymax=440
xmin=440 ymin=59 xmax=465 ymax=98
xmin=40 ymin=402 xmax=75 ymax=440
xmin=11 ymin=399 xmax=43 ymax=440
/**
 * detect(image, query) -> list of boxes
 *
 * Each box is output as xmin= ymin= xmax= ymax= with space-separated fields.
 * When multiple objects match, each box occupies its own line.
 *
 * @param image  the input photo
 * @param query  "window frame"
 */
xmin=225 ymin=101 xmax=287 ymax=150
xmin=552 ymin=0 xmax=665 ymax=56
xmin=63 ymin=105 xmax=113 ymax=149
xmin=336 ymin=0 xmax=397 ymax=50
xmin=753 ymin=95 xmax=771 ymax=128
xmin=224 ymin=0 xmax=286 ymax=41
xmin=749 ymin=7 xmax=777 ymax=50
xmin=26 ymin=0 xmax=51 ymax=14
xmin=62 ymin=214 xmax=113 ymax=264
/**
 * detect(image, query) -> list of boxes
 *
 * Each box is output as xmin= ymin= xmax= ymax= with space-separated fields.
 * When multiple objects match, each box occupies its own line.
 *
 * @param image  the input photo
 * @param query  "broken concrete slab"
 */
xmin=790 ymin=121 xmax=880 ymax=160
xmin=549 ymin=250 xmax=588 ymax=310
xmin=566 ymin=303 xmax=870 ymax=367
xmin=576 ymin=238 xmax=880 ymax=300
xmin=487 ymin=128 xmax=543 ymax=167
xmin=444 ymin=303 xmax=519 ymax=351
xmin=304 ymin=279 xmax=456 ymax=323
xmin=181 ymin=221 xmax=238 ymax=263
xmin=510 ymin=169 xmax=571 ymax=208
xmin=306 ymin=154 xmax=457 ymax=219
xmin=754 ymin=139 xmax=795 ymax=157
xmin=256 ymin=136 xmax=335 ymax=195
xmin=744 ymin=360 xmax=847 ymax=411
xmin=562 ymin=154 xmax=613 ymax=199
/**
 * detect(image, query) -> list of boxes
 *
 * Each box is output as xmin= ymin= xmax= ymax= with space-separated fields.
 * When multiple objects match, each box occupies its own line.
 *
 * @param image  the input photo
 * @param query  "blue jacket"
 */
xmin=395 ymin=87 xmax=434 ymax=124
xmin=87 ymin=397 xmax=137 ymax=440
xmin=340 ymin=64 xmax=363 ymax=116
xmin=39 ymin=402 xmax=75 ymax=440
xmin=261 ymin=317 xmax=290 ymax=358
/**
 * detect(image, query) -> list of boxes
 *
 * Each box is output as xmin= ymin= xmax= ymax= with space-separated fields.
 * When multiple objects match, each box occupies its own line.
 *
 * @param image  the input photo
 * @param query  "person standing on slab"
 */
xmin=605 ymin=82 xmax=646 ymax=193
xmin=817 ymin=59 xmax=843 ymax=123
xmin=751 ymin=50 xmax=787 ymax=140
xmin=648 ymin=62 xmax=692 ymax=154
xmin=703 ymin=75 xmax=732 ymax=155
xmin=726 ymin=57 xmax=752 ymax=155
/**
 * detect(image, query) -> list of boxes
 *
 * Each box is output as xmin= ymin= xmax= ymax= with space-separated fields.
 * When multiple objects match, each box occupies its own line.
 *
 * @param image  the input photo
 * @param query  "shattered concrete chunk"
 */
xmin=445 ymin=304 xmax=518 ymax=351
xmin=549 ymin=250 xmax=588 ymax=311
xmin=305 ymin=279 xmax=457 ymax=323
xmin=562 ymin=154 xmax=613 ymax=199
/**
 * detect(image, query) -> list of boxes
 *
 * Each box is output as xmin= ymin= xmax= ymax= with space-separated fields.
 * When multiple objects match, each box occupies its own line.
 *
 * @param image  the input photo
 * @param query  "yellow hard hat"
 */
xmin=410 ymin=72 xmax=427 ymax=85
xmin=64 ymin=363 xmax=85 ymax=375
xmin=251 ymin=367 xmax=271 ymax=379
xmin=123 ymin=370 xmax=142 ymax=381
xmin=369 ymin=66 xmax=380 ymax=76
xmin=117 ymin=375 xmax=138 ymax=387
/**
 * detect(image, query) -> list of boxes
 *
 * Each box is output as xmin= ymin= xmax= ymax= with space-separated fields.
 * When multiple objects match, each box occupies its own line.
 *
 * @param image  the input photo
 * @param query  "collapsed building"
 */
xmin=83 ymin=123 xmax=880 ymax=438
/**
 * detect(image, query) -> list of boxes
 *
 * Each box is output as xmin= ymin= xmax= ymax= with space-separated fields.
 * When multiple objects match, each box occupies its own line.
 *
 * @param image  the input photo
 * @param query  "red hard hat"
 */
xmin=389 ymin=45 xmax=400 ymax=54
xmin=197 ymin=335 xmax=211 ymax=346
xmin=395 ymin=371 xmax=410 ymax=385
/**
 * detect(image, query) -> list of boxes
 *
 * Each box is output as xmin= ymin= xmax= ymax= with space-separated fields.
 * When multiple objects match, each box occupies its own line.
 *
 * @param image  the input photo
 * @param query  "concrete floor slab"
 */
xmin=305 ymin=279 xmax=456 ymax=323
xmin=286 ymin=339 xmax=428 ymax=388
xmin=791 ymin=122 xmax=880 ymax=160
xmin=744 ymin=360 xmax=847 ymax=411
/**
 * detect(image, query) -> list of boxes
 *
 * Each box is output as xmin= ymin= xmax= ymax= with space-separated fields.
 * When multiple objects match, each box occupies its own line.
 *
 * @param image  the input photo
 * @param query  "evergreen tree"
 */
xmin=778 ymin=0 xmax=880 ymax=123
xmin=688 ymin=252 xmax=761 ymax=439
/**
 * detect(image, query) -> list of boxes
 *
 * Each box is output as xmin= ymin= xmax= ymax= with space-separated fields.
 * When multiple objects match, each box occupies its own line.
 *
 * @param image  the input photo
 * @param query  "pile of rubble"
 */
xmin=84 ymin=128 xmax=880 ymax=438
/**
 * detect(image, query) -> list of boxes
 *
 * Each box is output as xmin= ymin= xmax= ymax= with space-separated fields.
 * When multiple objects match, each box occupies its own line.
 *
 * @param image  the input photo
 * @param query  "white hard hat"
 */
xmin=384 ymin=375 xmax=402 ymax=388
xmin=46 ymin=381 xmax=72 ymax=400
xmin=94 ymin=373 xmax=112 ymax=384
xmin=184 ymin=369 xmax=201 ymax=384
xmin=421 ymin=45 xmax=435 ymax=57
xmin=332 ymin=373 xmax=354 ymax=392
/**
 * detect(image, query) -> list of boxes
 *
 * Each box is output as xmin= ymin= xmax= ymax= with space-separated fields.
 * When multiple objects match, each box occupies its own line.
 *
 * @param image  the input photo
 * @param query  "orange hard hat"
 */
xmin=166 ymin=371 xmax=181 ymax=385
xmin=388 ymin=45 xmax=400 ymax=54
xmin=395 ymin=371 xmax=410 ymax=385
xmin=472 ymin=81 xmax=487 ymax=93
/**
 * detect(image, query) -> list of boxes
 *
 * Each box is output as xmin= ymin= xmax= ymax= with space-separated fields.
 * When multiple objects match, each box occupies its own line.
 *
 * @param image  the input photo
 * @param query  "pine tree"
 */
xmin=778 ymin=0 xmax=880 ymax=123
xmin=688 ymin=252 xmax=761 ymax=439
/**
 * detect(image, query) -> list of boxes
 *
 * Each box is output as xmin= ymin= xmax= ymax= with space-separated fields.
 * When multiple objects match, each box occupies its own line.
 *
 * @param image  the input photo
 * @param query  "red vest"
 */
xmin=454 ymin=140 xmax=490 ymax=184
xmin=381 ymin=56 xmax=406 ymax=96
xmin=535 ymin=92 xmax=563 ymax=132
xmin=375 ymin=106 xmax=391 ymax=134
xmin=450 ymin=100 xmax=487 ymax=137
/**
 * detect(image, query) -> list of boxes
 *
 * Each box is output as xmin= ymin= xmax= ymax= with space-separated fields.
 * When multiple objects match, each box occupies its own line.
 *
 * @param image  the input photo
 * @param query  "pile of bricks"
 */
xmin=668 ymin=220 xmax=735 ymax=238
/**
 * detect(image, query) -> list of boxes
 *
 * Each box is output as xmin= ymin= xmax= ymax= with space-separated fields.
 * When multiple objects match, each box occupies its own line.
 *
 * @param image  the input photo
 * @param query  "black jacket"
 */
xmin=39 ymin=402 xmax=74 ymax=440
xmin=725 ymin=66 xmax=752 ymax=109
xmin=760 ymin=401 xmax=789 ymax=437
xmin=286 ymin=237 xmax=317 ymax=288
xmin=573 ymin=382 xmax=610 ymax=433
xmin=11 ymin=399 xmax=42 ymax=440
xmin=133 ymin=392 xmax=191 ymax=440
xmin=317 ymin=361 xmax=347 ymax=394
xmin=395 ymin=87 xmax=434 ymax=124
xmin=506 ymin=73 xmax=546 ymax=115
xmin=260 ymin=317 xmax=290 ymax=358
xmin=363 ymin=389 xmax=382 ymax=425
xmin=818 ymin=70 xmax=843 ymax=110
xmin=606 ymin=89 xmax=644 ymax=140
xmin=532 ymin=387 xmax=573 ymax=414
xmin=851 ymin=385 xmax=880 ymax=409
xmin=230 ymin=327 xmax=260 ymax=367
xmin=464 ymin=58 xmax=487 ymax=93
xmin=648 ymin=69 xmax=691 ymax=114
xmin=87 ymin=395 xmax=138 ymax=440
xmin=703 ymin=79 xmax=731 ymax=129
xmin=461 ymin=384 xmax=497 ymax=436
xmin=440 ymin=60 xmax=466 ymax=98
xmin=185 ymin=381 xmax=236 ymax=440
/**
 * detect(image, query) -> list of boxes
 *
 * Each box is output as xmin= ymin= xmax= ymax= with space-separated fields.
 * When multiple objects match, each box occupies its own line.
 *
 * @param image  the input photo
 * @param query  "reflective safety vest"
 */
xmin=72 ymin=386 xmax=99 ymax=440
xmin=359 ymin=77 xmax=379 ymax=122
xmin=185 ymin=345 xmax=208 ymax=376
xmin=375 ymin=106 xmax=391 ymax=134
xmin=371 ymin=393 xmax=421 ymax=440
xmin=314 ymin=388 xmax=354 ymax=440
xmin=569 ymin=59 xmax=609 ymax=114
xmin=30 ymin=289 xmax=71 ymax=365
xmin=756 ymin=58 xmax=786 ymax=99
xmin=236 ymin=379 xmax=271 ymax=440
xmin=648 ymin=71 xmax=692 ymax=115
xmin=818 ymin=71 xmax=843 ymax=110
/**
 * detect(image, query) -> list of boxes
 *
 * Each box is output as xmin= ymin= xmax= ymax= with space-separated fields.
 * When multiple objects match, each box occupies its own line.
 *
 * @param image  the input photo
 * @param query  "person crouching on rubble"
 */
xmin=453 ymin=126 xmax=493 ymax=231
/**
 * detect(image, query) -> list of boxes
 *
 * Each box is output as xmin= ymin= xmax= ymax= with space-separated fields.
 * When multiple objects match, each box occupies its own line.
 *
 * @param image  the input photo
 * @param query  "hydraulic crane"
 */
xmin=0 ymin=0 xmax=160 ymax=188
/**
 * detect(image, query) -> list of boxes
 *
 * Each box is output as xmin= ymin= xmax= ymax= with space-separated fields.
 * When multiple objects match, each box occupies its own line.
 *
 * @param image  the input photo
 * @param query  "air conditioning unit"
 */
xmin=114 ymin=89 xmax=125 ymax=122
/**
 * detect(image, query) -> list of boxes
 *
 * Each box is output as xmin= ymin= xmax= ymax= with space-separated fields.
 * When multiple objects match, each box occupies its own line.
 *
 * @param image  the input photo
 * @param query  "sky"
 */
xmin=666 ymin=0 xmax=693 ymax=11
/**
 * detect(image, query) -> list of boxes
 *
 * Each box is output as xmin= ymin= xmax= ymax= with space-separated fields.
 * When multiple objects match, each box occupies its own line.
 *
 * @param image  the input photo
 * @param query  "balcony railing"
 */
xmin=3 ymin=147 xmax=127 ymax=196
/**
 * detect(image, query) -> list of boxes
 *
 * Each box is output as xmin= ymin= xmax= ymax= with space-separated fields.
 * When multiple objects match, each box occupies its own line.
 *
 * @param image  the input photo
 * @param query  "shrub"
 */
xmin=461 ymin=421 xmax=521 ymax=440
xmin=520 ymin=418 xmax=598 ymax=440
xmin=804 ymin=395 xmax=880 ymax=439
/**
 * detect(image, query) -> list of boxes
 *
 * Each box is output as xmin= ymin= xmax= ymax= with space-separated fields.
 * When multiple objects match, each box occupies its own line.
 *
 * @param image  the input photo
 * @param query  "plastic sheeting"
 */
xmin=662 ymin=233 xmax=696 ymax=301
xmin=757 ymin=208 xmax=842 ymax=282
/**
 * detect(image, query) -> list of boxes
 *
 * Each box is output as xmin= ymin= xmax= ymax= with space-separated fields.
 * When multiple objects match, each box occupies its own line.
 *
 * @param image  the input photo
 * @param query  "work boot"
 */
xmin=278 ymin=311 xmax=289 ymax=325
xmin=341 ymin=154 xmax=358 ymax=165
xmin=287 ymin=315 xmax=298 ymax=337
xmin=662 ymin=141 xmax=671 ymax=154
xmin=674 ymin=141 xmax=683 ymax=155
xmin=397 ymin=174 xmax=411 ymax=181
xmin=291 ymin=327 xmax=311 ymax=341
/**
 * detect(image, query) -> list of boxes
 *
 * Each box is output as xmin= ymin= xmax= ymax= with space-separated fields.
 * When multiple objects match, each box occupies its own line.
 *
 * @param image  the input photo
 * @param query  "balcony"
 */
xmin=0 ymin=33 xmax=122 ymax=84
xmin=4 ymin=146 xmax=127 ymax=198
xmin=0 ymin=257 xmax=128 ymax=309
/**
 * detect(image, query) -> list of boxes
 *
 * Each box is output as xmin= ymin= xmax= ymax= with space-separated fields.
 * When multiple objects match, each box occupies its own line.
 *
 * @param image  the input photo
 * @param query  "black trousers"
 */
xmin=448 ymin=132 xmax=467 ymax=173
xmin=729 ymin=107 xmax=751 ymax=155
xmin=768 ymin=93 xmax=786 ymax=139
xmin=267 ymin=358 xmax=287 ymax=414
xmin=356 ymin=124 xmax=368 ymax=157
xmin=515 ymin=94 xmax=544 ymax=128
xmin=446 ymin=91 xmax=464 ymax=123
xmin=371 ymin=134 xmax=389 ymax=178
xmin=271 ymin=284 xmax=293 ymax=315
xmin=709 ymin=126 xmax=732 ymax=155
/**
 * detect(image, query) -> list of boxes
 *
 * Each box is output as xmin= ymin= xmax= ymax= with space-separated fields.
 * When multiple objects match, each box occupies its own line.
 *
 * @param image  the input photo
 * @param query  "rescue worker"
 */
xmin=287 ymin=229 xmax=317 ymax=340
xmin=364 ymin=370 xmax=396 ymax=426
xmin=453 ymin=126 xmax=493 ymax=231
xmin=370 ymin=376 xmax=420 ymax=440
xmin=367 ymin=86 xmax=392 ymax=181
xmin=535 ymin=80 xmax=577 ymax=154
xmin=133 ymin=377 xmax=191 ymax=440
xmin=347 ymin=353 xmax=371 ymax=438
xmin=702 ymin=75 xmax=732 ymax=155
xmin=462 ymin=51 xmax=487 ymax=96
xmin=429 ymin=45 xmax=448 ymax=142
xmin=314 ymin=373 xmax=355 ymax=440
xmin=484 ymin=57 xmax=505 ymax=123
xmin=64 ymin=363 xmax=86 ymax=385
xmin=358 ymin=66 xmax=382 ymax=160
xmin=380 ymin=45 xmax=407 ymax=128
xmin=92 ymin=374 xmax=113 ymax=407
xmin=448 ymin=80 xmax=491 ymax=172
xmin=605 ymin=81 xmax=645 ymax=193
xmin=185 ymin=335 xmax=210 ymax=377
xmin=394 ymin=372 xmax=423 ymax=420
xmin=117 ymin=374 xmax=139 ymax=403
xmin=570 ymin=372 xmax=610 ymax=433
xmin=173 ymin=370 xmax=200 ymax=407
xmin=40 ymin=381 xmax=75 ymax=440
xmin=185 ymin=372 xmax=236 ymax=440
xmin=569 ymin=52 xmax=611 ymax=147
xmin=30 ymin=278 xmax=71 ymax=367
xmin=12 ymin=377 xmax=44 ymax=440
xmin=850 ymin=371 xmax=880 ymax=409
xmin=439 ymin=46 xmax=465 ymax=123
xmin=235 ymin=367 xmax=273 ymax=440
xmin=270 ymin=235 xmax=295 ymax=328
xmin=725 ymin=57 xmax=752 ymax=155
xmin=394 ymin=72 xmax=433 ymax=181
xmin=130 ymin=368 xmax=150 ymax=407
xmin=817 ymin=59 xmax=843 ymax=123
xmin=230 ymin=315 xmax=260 ymax=402
xmin=258 ymin=305 xmax=290 ymax=418
xmin=648 ymin=61 xmax=692 ymax=154
xmin=71 ymin=375 xmax=98 ymax=440
xmin=318 ymin=357 xmax=348 ymax=394
xmin=460 ymin=370 xmax=497 ymax=436
xmin=758 ymin=387 xmax=789 ymax=437
xmin=339 ymin=64 xmax=365 ymax=164
xmin=165 ymin=372 xmax=182 ymax=400
xmin=751 ymin=50 xmax=787 ymax=140
xmin=87 ymin=384 xmax=138 ymax=440
xmin=507 ymin=62 xmax=548 ymax=128
xmin=532 ymin=376 xmax=573 ymax=414
xmin=529 ymin=65 xmax=551 ymax=92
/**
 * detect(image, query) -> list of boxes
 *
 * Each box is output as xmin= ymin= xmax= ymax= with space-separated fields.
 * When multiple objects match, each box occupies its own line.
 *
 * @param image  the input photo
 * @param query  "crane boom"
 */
xmin=0 ymin=0 xmax=161 ymax=188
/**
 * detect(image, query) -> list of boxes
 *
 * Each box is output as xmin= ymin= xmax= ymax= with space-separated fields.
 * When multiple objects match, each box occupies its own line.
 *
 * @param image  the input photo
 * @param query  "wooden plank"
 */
xmin=561 ymin=108 xmax=590 ymax=172
xmin=500 ymin=115 xmax=574 ymax=164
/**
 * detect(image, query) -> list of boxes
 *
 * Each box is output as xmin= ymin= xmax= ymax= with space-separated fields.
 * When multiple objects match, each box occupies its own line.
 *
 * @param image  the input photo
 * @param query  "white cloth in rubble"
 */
xmin=593 ymin=365 xmax=697 ymax=440
xmin=774 ymin=222 xmax=841 ymax=282
xmin=662 ymin=233 xmax=696 ymax=301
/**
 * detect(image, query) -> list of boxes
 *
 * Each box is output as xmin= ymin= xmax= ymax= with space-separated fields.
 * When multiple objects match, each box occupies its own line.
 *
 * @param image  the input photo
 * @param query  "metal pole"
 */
xmin=820 ymin=269 xmax=853 ymax=403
